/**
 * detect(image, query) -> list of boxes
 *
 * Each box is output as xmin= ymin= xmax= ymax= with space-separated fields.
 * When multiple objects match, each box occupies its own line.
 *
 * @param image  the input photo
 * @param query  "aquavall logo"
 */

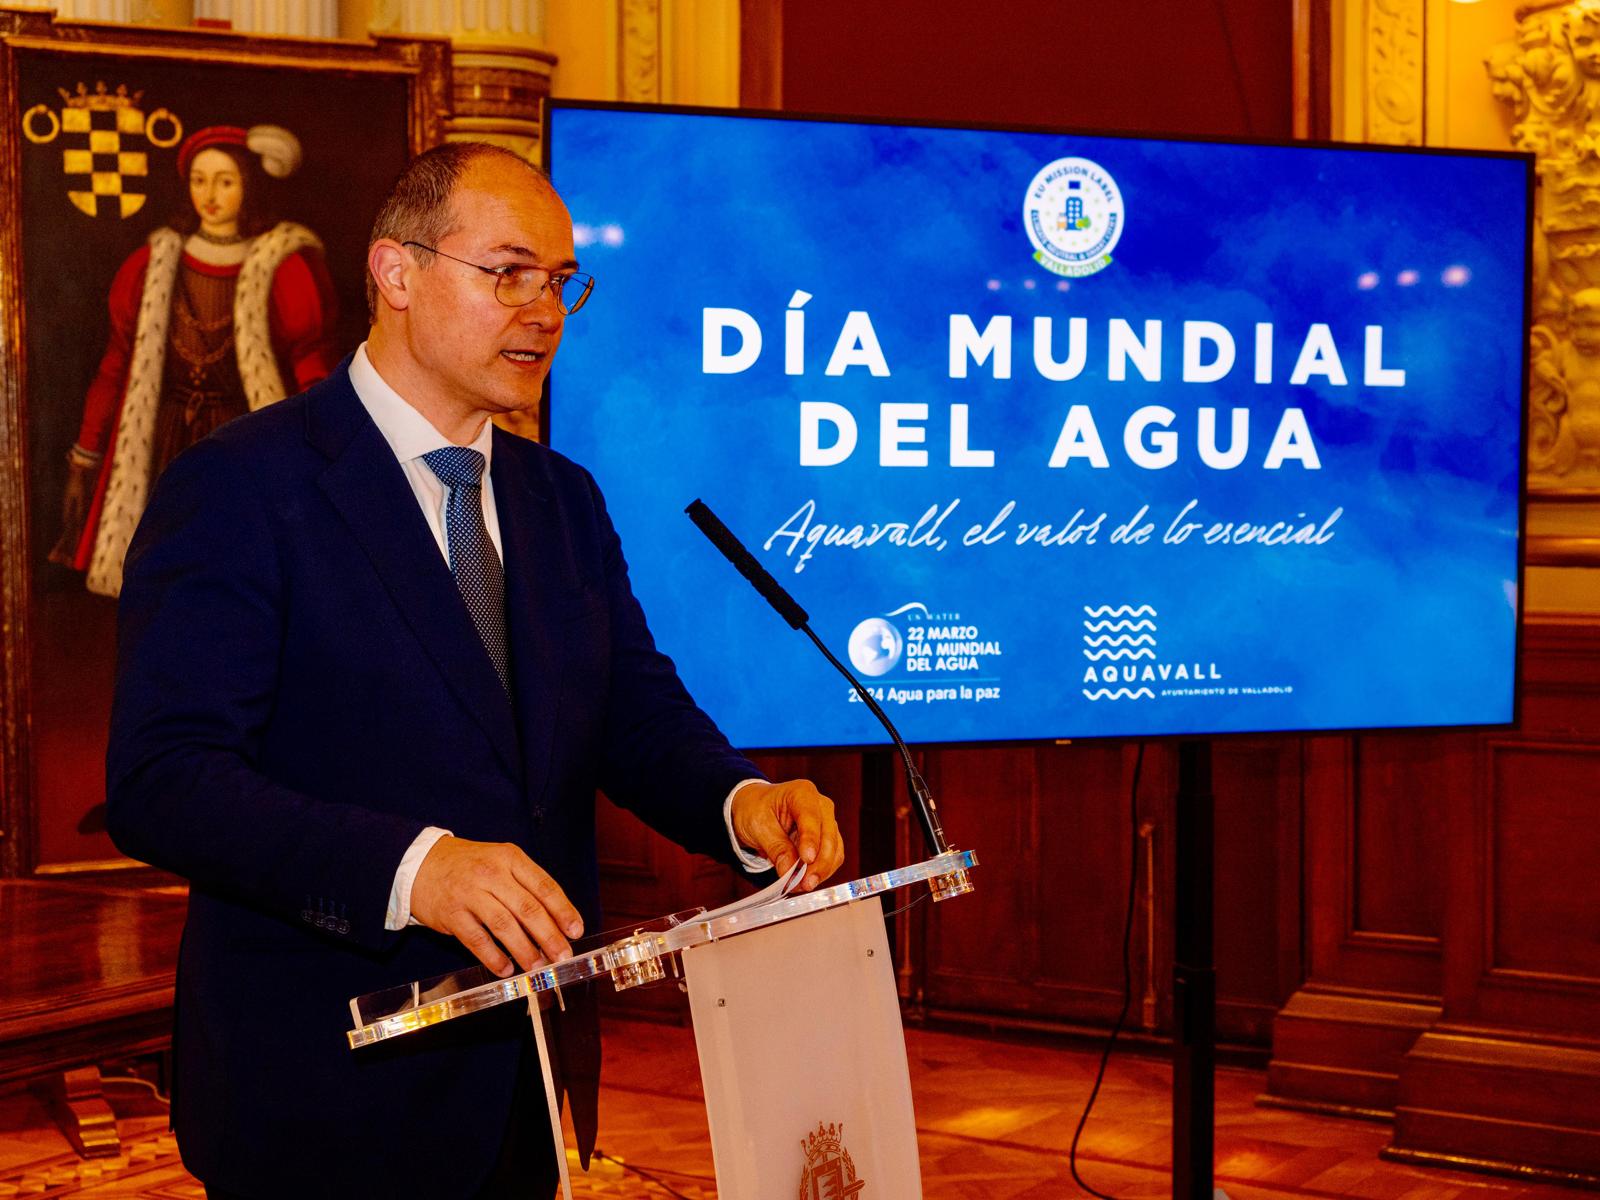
xmin=1081 ymin=604 xmax=1156 ymax=701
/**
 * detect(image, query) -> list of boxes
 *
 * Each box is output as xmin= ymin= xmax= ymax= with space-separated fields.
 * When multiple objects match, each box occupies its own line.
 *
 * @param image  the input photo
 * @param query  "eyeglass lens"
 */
xmin=496 ymin=270 xmax=595 ymax=315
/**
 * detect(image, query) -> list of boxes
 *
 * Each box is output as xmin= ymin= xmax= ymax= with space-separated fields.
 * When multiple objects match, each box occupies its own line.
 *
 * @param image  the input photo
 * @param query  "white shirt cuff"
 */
xmin=724 ymin=778 xmax=772 ymax=873
xmin=386 ymin=826 xmax=454 ymax=931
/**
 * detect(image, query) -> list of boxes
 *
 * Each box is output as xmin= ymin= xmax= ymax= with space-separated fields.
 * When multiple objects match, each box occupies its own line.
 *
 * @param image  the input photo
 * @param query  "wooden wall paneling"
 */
xmin=1028 ymin=742 xmax=1149 ymax=1026
xmin=592 ymin=733 xmax=1303 ymax=1049
xmin=911 ymin=736 xmax=1303 ymax=1049
xmin=1517 ymin=617 xmax=1600 ymax=738
xmin=1263 ymin=731 xmax=1457 ymax=1117
xmin=777 ymin=0 xmax=1293 ymax=138
xmin=915 ymin=744 xmax=1045 ymax=1018
xmin=1387 ymin=620 xmax=1600 ymax=1182
xmin=1291 ymin=0 xmax=1333 ymax=140
xmin=1211 ymin=737 xmax=1304 ymax=1046
xmin=738 ymin=0 xmax=781 ymax=109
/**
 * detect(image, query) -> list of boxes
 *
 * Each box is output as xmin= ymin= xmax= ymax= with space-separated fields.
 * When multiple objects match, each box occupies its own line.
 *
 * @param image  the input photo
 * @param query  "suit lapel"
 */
xmin=307 ymin=373 xmax=521 ymax=780
xmin=491 ymin=430 xmax=563 ymax=809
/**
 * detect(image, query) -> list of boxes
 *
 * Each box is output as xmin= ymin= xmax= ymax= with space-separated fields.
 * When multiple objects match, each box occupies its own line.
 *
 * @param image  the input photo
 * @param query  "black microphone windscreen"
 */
xmin=685 ymin=499 xmax=810 ymax=630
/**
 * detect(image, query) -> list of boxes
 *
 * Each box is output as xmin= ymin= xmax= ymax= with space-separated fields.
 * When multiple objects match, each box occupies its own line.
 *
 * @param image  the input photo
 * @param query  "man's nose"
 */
xmin=517 ymin=287 xmax=563 ymax=328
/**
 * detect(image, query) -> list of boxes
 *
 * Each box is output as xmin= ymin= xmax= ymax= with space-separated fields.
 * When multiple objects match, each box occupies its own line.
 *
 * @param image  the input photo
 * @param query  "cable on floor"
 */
xmin=1068 ymin=740 xmax=1145 ymax=1200
xmin=590 ymin=1148 xmax=697 ymax=1198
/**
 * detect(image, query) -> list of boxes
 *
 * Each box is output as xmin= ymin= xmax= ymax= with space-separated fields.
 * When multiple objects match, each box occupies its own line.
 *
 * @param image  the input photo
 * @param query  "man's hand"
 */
xmin=409 ymin=836 xmax=584 ymax=977
xmin=730 ymin=779 xmax=845 ymax=891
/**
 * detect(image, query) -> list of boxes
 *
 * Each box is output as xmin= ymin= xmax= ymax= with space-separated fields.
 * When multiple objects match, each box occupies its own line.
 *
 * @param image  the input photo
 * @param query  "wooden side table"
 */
xmin=0 ymin=879 xmax=185 ymax=1156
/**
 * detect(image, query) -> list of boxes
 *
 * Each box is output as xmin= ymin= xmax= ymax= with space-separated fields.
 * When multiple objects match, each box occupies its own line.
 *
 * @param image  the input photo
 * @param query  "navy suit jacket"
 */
xmin=106 ymin=363 xmax=760 ymax=1198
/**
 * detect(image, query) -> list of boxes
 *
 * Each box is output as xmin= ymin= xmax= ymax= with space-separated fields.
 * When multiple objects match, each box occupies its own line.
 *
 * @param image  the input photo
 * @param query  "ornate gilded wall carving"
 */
xmin=367 ymin=0 xmax=553 ymax=165
xmin=1489 ymin=0 xmax=1600 ymax=490
xmin=1366 ymin=0 xmax=1425 ymax=145
xmin=620 ymin=0 xmax=661 ymax=103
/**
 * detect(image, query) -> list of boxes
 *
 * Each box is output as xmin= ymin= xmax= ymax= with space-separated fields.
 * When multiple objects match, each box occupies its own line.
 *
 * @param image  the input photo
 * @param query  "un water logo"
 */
xmin=847 ymin=617 xmax=903 ymax=678
xmin=1023 ymin=156 xmax=1125 ymax=278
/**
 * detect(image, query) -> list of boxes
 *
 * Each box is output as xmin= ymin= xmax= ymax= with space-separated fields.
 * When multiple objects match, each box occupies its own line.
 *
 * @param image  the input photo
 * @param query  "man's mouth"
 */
xmin=501 ymin=350 xmax=544 ymax=364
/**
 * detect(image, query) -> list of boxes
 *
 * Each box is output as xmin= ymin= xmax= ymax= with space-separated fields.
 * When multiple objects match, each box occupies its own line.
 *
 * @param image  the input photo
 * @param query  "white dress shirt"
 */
xmin=346 ymin=346 xmax=769 ymax=931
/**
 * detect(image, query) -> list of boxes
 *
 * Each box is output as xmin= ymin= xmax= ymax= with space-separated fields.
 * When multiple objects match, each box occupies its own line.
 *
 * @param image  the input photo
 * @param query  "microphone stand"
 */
xmin=685 ymin=499 xmax=973 ymax=902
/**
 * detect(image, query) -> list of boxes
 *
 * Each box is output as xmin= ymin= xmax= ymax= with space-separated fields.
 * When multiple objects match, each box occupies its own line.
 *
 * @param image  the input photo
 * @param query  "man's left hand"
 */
xmin=730 ymin=779 xmax=845 ymax=891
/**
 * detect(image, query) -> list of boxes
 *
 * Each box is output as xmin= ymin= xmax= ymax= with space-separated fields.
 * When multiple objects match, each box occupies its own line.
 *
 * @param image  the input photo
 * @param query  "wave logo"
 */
xmin=1082 ymin=604 xmax=1156 ymax=701
xmin=848 ymin=616 xmax=905 ymax=677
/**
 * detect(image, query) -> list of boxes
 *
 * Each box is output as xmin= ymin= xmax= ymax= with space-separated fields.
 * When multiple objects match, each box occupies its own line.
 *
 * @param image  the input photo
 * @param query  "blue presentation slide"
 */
xmin=548 ymin=105 xmax=1527 ymax=749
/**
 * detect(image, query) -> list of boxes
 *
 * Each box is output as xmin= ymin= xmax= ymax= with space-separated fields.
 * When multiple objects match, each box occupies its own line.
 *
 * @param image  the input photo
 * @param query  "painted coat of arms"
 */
xmin=799 ymin=1121 xmax=865 ymax=1200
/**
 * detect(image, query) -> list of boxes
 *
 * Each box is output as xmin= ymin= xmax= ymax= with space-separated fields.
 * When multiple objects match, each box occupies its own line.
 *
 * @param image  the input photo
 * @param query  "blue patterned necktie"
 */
xmin=422 ymin=447 xmax=510 ymax=694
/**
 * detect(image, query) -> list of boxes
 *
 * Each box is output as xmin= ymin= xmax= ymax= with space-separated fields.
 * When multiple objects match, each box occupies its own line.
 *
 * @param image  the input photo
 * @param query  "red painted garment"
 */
xmin=67 ymin=241 xmax=338 ymax=572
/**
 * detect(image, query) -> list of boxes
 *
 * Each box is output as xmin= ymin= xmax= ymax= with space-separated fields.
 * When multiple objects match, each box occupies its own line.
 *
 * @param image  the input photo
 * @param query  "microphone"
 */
xmin=685 ymin=499 xmax=972 ymax=900
xmin=684 ymin=499 xmax=809 ymax=630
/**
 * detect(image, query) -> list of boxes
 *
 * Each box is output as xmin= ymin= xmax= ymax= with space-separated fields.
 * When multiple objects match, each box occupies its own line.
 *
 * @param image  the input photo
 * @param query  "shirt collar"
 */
xmin=350 ymin=342 xmax=494 ymax=467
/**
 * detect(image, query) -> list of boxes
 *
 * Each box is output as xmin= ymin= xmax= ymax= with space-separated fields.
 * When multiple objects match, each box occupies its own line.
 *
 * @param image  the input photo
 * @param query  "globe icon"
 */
xmin=847 ymin=618 xmax=903 ymax=677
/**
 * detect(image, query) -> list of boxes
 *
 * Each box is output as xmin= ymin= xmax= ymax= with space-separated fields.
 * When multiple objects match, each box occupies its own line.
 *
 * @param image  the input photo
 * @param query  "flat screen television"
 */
xmin=545 ymin=102 xmax=1530 ymax=751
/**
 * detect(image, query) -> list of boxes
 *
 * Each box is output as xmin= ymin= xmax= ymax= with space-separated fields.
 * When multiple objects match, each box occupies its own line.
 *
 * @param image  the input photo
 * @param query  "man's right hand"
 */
xmin=409 ymin=836 xmax=584 ymax=977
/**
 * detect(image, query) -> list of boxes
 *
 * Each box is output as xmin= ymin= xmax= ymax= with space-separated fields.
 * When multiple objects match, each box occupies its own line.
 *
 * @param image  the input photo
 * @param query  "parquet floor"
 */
xmin=0 ymin=1017 xmax=1588 ymax=1198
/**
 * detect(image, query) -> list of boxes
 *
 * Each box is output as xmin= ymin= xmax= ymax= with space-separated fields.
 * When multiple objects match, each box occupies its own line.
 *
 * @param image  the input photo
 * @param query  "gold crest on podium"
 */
xmin=799 ymin=1120 xmax=865 ymax=1199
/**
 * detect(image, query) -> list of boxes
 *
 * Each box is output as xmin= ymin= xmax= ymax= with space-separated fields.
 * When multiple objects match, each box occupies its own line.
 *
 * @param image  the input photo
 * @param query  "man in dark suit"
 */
xmin=106 ymin=142 xmax=843 ymax=1199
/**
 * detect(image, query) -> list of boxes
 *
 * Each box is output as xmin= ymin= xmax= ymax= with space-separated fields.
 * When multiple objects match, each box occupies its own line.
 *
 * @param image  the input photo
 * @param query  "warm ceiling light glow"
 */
xmin=1396 ymin=269 xmax=1420 ymax=286
xmin=1442 ymin=264 xmax=1472 ymax=286
xmin=1357 ymin=271 xmax=1380 ymax=290
xmin=986 ymin=278 xmax=1001 ymax=291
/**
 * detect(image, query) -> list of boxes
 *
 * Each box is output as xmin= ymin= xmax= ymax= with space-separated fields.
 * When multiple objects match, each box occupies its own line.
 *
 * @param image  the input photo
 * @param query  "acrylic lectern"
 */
xmin=348 ymin=849 xmax=976 ymax=1199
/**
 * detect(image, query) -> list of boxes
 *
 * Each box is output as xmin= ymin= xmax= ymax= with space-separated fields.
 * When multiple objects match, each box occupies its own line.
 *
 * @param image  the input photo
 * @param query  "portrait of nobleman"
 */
xmin=104 ymin=141 xmax=845 ymax=1200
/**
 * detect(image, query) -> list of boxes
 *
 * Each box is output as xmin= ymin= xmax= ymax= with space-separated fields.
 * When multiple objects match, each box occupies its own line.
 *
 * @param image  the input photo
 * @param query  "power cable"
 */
xmin=590 ymin=1148 xmax=696 ymax=1198
xmin=1068 ymin=740 xmax=1145 ymax=1199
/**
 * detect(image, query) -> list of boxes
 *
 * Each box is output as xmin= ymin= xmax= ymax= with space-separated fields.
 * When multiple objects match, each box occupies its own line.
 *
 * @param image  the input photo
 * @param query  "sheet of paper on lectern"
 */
xmin=682 ymin=897 xmax=921 ymax=1199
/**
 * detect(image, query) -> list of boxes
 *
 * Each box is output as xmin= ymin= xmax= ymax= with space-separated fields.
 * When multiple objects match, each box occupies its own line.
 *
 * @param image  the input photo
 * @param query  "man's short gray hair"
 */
xmin=366 ymin=141 xmax=550 ymax=320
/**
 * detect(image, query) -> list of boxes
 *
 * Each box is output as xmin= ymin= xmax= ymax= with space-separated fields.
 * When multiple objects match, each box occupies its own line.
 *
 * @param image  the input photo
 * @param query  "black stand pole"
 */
xmin=1172 ymin=738 xmax=1216 ymax=1200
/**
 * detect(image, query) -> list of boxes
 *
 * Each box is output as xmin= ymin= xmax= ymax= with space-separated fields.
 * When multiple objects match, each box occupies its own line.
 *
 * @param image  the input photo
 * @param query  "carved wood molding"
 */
xmin=619 ymin=0 xmax=660 ymax=103
xmin=1388 ymin=1028 xmax=1600 ymax=1183
xmin=739 ymin=0 xmax=780 ymax=109
xmin=1488 ymin=1 xmax=1600 ymax=499
xmin=446 ymin=43 xmax=554 ymax=163
xmin=1365 ymin=0 xmax=1425 ymax=145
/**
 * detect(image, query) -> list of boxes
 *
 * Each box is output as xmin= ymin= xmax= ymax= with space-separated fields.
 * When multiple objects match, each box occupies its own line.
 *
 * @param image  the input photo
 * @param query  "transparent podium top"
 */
xmin=348 ymin=849 xmax=977 ymax=1049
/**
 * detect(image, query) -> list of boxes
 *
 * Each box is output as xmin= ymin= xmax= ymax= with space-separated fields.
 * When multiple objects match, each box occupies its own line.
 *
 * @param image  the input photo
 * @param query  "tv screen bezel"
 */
xmin=542 ymin=98 xmax=1533 ymax=752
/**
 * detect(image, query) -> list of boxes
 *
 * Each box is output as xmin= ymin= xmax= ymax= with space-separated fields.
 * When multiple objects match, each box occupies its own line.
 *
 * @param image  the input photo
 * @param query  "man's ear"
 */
xmin=368 ymin=239 xmax=411 ymax=313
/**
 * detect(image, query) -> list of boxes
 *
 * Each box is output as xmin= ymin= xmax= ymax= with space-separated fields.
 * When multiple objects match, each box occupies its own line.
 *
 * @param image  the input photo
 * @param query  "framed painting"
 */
xmin=0 ymin=9 xmax=450 ymax=876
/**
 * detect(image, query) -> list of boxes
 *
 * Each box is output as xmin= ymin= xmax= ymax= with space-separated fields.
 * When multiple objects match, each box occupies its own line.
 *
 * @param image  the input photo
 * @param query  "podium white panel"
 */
xmin=682 ymin=897 xmax=921 ymax=1200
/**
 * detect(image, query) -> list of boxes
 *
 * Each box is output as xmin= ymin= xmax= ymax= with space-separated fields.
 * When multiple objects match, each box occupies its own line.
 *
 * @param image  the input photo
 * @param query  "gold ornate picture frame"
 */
xmin=0 ymin=9 xmax=450 ymax=877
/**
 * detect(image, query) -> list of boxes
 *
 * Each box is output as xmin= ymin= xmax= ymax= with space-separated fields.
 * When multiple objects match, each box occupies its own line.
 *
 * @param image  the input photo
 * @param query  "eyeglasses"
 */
xmin=402 ymin=241 xmax=595 ymax=315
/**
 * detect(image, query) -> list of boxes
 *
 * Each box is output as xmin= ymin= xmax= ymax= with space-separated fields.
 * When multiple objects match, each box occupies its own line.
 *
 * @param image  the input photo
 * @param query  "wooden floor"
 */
xmin=0 ymin=1015 xmax=1590 ymax=1198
